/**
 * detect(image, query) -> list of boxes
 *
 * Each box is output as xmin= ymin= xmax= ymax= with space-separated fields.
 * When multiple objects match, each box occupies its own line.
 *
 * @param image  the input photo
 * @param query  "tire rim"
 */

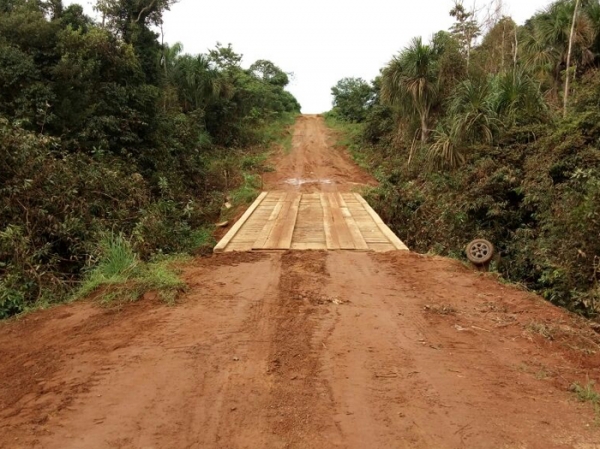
xmin=469 ymin=241 xmax=490 ymax=261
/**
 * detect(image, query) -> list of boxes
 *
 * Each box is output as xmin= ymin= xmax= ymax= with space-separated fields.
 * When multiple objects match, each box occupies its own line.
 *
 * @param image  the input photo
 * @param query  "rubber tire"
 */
xmin=466 ymin=239 xmax=494 ymax=265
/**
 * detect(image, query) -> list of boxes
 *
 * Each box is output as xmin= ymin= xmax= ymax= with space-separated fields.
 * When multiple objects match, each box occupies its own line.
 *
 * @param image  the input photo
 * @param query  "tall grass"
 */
xmin=74 ymin=234 xmax=187 ymax=304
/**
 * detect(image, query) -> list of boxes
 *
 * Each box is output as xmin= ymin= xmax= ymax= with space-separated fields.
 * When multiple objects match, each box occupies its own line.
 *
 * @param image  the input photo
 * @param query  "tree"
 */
xmin=521 ymin=0 xmax=594 ymax=100
xmin=208 ymin=42 xmax=242 ymax=71
xmin=249 ymin=60 xmax=290 ymax=87
xmin=564 ymin=0 xmax=581 ymax=116
xmin=381 ymin=37 xmax=440 ymax=145
xmin=95 ymin=0 xmax=178 ymax=34
xmin=474 ymin=17 xmax=517 ymax=74
xmin=330 ymin=77 xmax=374 ymax=122
xmin=95 ymin=0 xmax=179 ymax=84
xmin=450 ymin=0 xmax=481 ymax=67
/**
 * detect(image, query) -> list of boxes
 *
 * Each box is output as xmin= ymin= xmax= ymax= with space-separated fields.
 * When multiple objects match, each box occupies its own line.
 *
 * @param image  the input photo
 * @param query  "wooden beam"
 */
xmin=337 ymin=193 xmax=369 ymax=250
xmin=353 ymin=193 xmax=409 ymax=251
xmin=262 ymin=193 xmax=301 ymax=249
xmin=320 ymin=193 xmax=340 ymax=250
xmin=252 ymin=193 xmax=287 ymax=249
xmin=214 ymin=192 xmax=268 ymax=253
xmin=326 ymin=193 xmax=355 ymax=250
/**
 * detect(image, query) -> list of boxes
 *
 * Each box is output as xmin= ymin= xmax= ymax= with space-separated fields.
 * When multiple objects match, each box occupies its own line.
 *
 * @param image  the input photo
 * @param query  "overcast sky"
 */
xmin=68 ymin=0 xmax=552 ymax=113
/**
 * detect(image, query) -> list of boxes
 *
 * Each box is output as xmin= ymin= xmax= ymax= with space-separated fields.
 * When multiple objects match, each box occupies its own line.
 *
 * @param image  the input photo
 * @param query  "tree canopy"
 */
xmin=0 ymin=0 xmax=300 ymax=317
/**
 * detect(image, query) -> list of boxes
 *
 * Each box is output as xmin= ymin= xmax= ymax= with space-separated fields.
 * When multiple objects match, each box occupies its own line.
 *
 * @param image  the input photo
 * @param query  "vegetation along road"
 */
xmin=2 ymin=116 xmax=599 ymax=449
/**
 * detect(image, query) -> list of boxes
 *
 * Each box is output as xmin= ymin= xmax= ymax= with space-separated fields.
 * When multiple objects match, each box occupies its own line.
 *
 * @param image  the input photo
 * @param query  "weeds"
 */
xmin=571 ymin=379 xmax=600 ymax=424
xmin=324 ymin=115 xmax=370 ymax=170
xmin=188 ymin=227 xmax=216 ymax=256
xmin=526 ymin=322 xmax=556 ymax=340
xmin=230 ymin=173 xmax=262 ymax=207
xmin=535 ymin=369 xmax=550 ymax=380
xmin=571 ymin=380 xmax=600 ymax=404
xmin=73 ymin=234 xmax=187 ymax=305
xmin=424 ymin=304 xmax=457 ymax=315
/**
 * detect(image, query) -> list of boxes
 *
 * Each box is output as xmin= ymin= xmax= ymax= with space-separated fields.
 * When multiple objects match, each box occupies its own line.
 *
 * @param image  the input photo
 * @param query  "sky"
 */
xmin=67 ymin=0 xmax=552 ymax=113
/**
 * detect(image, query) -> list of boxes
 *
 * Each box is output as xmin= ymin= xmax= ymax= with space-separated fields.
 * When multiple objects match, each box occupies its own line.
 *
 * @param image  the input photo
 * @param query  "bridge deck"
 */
xmin=214 ymin=192 xmax=408 ymax=253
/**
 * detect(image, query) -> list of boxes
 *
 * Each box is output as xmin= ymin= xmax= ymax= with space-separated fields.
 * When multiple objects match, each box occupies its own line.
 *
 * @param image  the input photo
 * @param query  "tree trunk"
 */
xmin=564 ymin=0 xmax=580 ymax=118
xmin=513 ymin=24 xmax=518 ymax=79
xmin=420 ymin=113 xmax=429 ymax=144
xmin=501 ymin=24 xmax=506 ymax=72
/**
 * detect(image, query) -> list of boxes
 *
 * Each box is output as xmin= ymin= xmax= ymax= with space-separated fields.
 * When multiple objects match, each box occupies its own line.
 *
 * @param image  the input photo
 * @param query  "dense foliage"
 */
xmin=0 ymin=0 xmax=300 ymax=317
xmin=328 ymin=0 xmax=600 ymax=317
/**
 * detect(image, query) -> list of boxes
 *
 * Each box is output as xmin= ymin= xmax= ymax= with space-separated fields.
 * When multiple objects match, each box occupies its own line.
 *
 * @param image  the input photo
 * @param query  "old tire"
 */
xmin=466 ymin=239 xmax=494 ymax=265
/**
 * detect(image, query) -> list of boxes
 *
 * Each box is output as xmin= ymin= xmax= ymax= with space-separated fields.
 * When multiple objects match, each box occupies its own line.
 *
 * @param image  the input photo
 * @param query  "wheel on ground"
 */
xmin=466 ymin=239 xmax=494 ymax=265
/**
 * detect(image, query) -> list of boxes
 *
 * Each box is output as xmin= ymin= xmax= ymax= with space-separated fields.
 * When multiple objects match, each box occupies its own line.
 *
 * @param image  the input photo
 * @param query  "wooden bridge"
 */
xmin=215 ymin=192 xmax=408 ymax=252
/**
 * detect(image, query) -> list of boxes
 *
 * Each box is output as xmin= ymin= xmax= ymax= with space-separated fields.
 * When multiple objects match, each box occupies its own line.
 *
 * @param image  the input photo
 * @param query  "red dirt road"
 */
xmin=1 ymin=116 xmax=600 ymax=449
xmin=262 ymin=115 xmax=376 ymax=192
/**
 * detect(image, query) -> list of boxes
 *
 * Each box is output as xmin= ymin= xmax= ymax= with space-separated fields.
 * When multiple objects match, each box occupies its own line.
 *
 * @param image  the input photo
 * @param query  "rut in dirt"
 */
xmin=1 ymin=115 xmax=600 ymax=449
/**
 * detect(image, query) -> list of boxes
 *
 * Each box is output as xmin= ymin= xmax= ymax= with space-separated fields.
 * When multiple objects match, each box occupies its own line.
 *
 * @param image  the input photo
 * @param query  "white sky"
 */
xmin=68 ymin=0 xmax=552 ymax=113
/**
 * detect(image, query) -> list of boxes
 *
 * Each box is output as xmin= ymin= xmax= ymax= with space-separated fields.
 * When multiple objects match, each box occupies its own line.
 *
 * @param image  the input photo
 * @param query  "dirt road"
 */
xmin=262 ymin=115 xmax=376 ymax=192
xmin=2 ymin=116 xmax=600 ymax=449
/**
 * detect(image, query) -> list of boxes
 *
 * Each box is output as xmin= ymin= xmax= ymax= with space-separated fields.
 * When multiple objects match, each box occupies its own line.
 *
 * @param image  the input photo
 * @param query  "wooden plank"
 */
xmin=252 ymin=193 xmax=287 ymax=249
xmin=326 ymin=193 xmax=355 ymax=249
xmin=263 ymin=193 xmax=301 ymax=249
xmin=368 ymin=243 xmax=398 ymax=253
xmin=291 ymin=242 xmax=327 ymax=250
xmin=337 ymin=193 xmax=369 ymax=250
xmin=320 ymin=193 xmax=340 ymax=250
xmin=214 ymin=192 xmax=268 ymax=253
xmin=224 ymin=242 xmax=255 ymax=251
xmin=353 ymin=193 xmax=409 ymax=251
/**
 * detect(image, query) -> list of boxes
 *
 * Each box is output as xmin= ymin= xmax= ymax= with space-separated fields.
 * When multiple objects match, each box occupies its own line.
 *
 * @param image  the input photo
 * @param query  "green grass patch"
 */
xmin=323 ymin=114 xmax=373 ymax=171
xmin=229 ymin=173 xmax=262 ymax=208
xmin=572 ymin=380 xmax=600 ymax=404
xmin=73 ymin=233 xmax=187 ymax=305
xmin=571 ymin=379 xmax=600 ymax=424
xmin=260 ymin=112 xmax=298 ymax=147
xmin=187 ymin=226 xmax=217 ymax=255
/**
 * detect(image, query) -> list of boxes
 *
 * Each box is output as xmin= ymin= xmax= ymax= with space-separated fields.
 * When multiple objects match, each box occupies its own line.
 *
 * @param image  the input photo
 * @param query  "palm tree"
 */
xmin=159 ymin=42 xmax=183 ymax=111
xmin=428 ymin=71 xmax=546 ymax=169
xmin=447 ymin=77 xmax=498 ymax=144
xmin=521 ymin=0 xmax=594 ymax=102
xmin=171 ymin=54 xmax=230 ymax=112
xmin=427 ymin=127 xmax=465 ymax=169
xmin=491 ymin=70 xmax=548 ymax=125
xmin=427 ymin=77 xmax=496 ymax=169
xmin=381 ymin=37 xmax=440 ymax=146
xmin=161 ymin=42 xmax=184 ymax=80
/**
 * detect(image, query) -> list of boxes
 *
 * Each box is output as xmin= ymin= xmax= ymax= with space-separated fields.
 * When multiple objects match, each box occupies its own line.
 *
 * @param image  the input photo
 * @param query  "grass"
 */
xmin=261 ymin=112 xmax=296 ymax=154
xmin=261 ymin=112 xmax=297 ymax=144
xmin=526 ymin=321 xmax=556 ymax=340
xmin=187 ymin=226 xmax=216 ymax=255
xmin=323 ymin=113 xmax=372 ymax=171
xmin=571 ymin=379 xmax=600 ymax=424
xmin=73 ymin=234 xmax=187 ymax=305
xmin=229 ymin=173 xmax=262 ymax=207
xmin=324 ymin=113 xmax=395 ymax=186
xmin=572 ymin=380 xmax=600 ymax=404
xmin=218 ymin=113 xmax=298 ymax=222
